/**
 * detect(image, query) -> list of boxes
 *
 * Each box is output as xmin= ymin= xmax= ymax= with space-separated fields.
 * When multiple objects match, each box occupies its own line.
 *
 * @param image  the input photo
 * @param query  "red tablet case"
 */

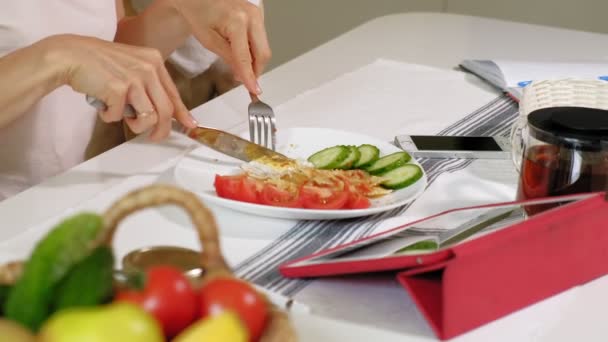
xmin=280 ymin=193 xmax=608 ymax=340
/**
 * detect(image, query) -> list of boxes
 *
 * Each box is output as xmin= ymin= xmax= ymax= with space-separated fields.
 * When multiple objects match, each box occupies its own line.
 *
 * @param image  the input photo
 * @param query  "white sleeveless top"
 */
xmin=0 ymin=1 xmax=117 ymax=201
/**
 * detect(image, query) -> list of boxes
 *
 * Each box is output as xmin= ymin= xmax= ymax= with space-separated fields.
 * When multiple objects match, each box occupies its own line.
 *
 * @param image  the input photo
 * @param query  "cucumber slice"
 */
xmin=365 ymin=151 xmax=411 ymax=175
xmin=307 ymin=145 xmax=349 ymax=169
xmin=379 ymin=164 xmax=423 ymax=189
xmin=336 ymin=145 xmax=361 ymax=169
xmin=354 ymin=144 xmax=380 ymax=169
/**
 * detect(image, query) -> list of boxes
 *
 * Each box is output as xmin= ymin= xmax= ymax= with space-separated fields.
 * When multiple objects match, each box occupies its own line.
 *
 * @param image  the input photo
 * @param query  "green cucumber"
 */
xmin=52 ymin=246 xmax=115 ymax=311
xmin=354 ymin=144 xmax=380 ymax=169
xmin=0 ymin=284 xmax=10 ymax=315
xmin=307 ymin=145 xmax=349 ymax=169
xmin=4 ymin=213 xmax=104 ymax=331
xmin=365 ymin=151 xmax=411 ymax=175
xmin=336 ymin=145 xmax=361 ymax=169
xmin=379 ymin=164 xmax=423 ymax=189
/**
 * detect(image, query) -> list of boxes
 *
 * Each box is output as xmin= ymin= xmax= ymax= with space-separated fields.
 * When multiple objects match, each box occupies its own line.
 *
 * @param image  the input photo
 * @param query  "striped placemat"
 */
xmin=235 ymin=94 xmax=519 ymax=296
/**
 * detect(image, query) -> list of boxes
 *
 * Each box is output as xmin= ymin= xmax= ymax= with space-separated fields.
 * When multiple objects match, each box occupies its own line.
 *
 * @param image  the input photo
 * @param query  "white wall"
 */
xmin=447 ymin=0 xmax=608 ymax=35
xmin=264 ymin=0 xmax=444 ymax=70
xmin=264 ymin=0 xmax=608 ymax=70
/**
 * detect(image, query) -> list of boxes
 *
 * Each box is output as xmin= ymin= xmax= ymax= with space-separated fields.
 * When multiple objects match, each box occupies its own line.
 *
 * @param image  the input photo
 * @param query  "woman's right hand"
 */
xmin=41 ymin=34 xmax=197 ymax=141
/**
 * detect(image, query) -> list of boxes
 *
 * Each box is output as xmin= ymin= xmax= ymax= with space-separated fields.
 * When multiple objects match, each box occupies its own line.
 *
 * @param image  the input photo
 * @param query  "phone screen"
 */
xmin=410 ymin=136 xmax=503 ymax=151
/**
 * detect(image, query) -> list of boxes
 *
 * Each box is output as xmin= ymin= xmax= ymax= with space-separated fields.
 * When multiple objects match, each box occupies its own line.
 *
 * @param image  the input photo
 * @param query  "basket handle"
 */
xmin=97 ymin=184 xmax=231 ymax=276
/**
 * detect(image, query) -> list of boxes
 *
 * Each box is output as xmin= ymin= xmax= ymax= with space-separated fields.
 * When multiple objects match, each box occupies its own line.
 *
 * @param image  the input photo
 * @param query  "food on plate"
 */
xmin=213 ymin=144 xmax=424 ymax=210
xmin=378 ymin=164 xmax=424 ymax=190
xmin=308 ymin=144 xmax=380 ymax=170
xmin=307 ymin=145 xmax=350 ymax=169
xmin=115 ymin=266 xmax=199 ymax=338
xmin=0 ymin=185 xmax=296 ymax=342
xmin=215 ymin=163 xmax=386 ymax=210
xmin=335 ymin=145 xmax=361 ymax=169
xmin=353 ymin=144 xmax=380 ymax=169
xmin=365 ymin=151 xmax=411 ymax=175
xmin=38 ymin=302 xmax=164 ymax=342
xmin=173 ymin=311 xmax=247 ymax=342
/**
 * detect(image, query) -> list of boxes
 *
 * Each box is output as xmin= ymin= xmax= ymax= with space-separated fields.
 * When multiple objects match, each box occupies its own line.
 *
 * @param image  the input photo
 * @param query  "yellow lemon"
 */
xmin=174 ymin=311 xmax=249 ymax=342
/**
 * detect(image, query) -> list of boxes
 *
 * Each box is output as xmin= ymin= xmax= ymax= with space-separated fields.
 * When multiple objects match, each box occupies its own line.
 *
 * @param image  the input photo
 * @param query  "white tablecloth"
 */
xmin=0 ymin=59 xmax=534 ymax=340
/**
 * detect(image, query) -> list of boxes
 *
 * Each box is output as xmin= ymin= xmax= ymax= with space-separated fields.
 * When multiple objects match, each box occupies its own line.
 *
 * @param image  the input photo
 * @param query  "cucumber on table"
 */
xmin=379 ymin=164 xmax=423 ymax=189
xmin=307 ymin=145 xmax=349 ymax=169
xmin=4 ymin=212 xmax=104 ymax=331
xmin=52 ymin=246 xmax=115 ymax=311
xmin=354 ymin=144 xmax=380 ymax=169
xmin=365 ymin=151 xmax=411 ymax=175
xmin=0 ymin=284 xmax=10 ymax=315
xmin=336 ymin=145 xmax=361 ymax=169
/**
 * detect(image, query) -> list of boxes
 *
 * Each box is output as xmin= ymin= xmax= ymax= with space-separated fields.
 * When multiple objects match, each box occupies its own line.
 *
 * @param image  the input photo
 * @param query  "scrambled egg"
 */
xmin=239 ymin=156 xmax=392 ymax=198
xmin=240 ymin=156 xmax=314 ymax=179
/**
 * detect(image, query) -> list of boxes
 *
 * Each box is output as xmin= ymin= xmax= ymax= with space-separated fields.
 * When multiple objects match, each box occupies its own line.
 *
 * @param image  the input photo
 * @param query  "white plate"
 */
xmin=173 ymin=127 xmax=427 ymax=220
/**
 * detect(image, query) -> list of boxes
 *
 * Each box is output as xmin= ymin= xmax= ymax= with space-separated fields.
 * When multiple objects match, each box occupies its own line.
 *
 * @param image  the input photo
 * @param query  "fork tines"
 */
xmin=248 ymin=96 xmax=277 ymax=150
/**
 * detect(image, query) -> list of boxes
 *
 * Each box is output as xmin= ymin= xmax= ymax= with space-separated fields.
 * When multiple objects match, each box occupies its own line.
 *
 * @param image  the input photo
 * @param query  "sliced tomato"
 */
xmin=240 ymin=176 xmax=262 ymax=204
xmin=300 ymin=185 xmax=349 ymax=210
xmin=260 ymin=184 xmax=302 ymax=208
xmin=347 ymin=192 xmax=371 ymax=209
xmin=214 ymin=174 xmax=244 ymax=200
xmin=214 ymin=174 xmax=261 ymax=204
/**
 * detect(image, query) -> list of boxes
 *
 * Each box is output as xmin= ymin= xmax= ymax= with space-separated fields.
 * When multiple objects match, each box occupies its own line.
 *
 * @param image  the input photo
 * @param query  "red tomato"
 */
xmin=214 ymin=174 xmax=244 ymax=200
xmin=347 ymin=192 xmax=371 ymax=209
xmin=299 ymin=185 xmax=349 ymax=210
xmin=115 ymin=266 xmax=198 ymax=338
xmin=260 ymin=184 xmax=302 ymax=208
xmin=214 ymin=174 xmax=261 ymax=204
xmin=199 ymin=278 xmax=268 ymax=342
xmin=240 ymin=177 xmax=262 ymax=204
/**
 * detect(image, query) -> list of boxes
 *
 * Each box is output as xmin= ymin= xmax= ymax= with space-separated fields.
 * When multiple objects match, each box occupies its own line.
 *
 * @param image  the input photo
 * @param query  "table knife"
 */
xmin=86 ymin=95 xmax=289 ymax=163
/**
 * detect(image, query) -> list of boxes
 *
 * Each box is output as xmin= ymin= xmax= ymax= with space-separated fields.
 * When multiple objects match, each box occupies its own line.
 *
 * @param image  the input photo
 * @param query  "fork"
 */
xmin=248 ymin=93 xmax=277 ymax=150
xmin=88 ymin=93 xmax=278 ymax=150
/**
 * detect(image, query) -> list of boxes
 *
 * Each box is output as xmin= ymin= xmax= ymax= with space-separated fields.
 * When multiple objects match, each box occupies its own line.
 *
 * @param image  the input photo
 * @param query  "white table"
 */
xmin=3 ymin=13 xmax=608 ymax=341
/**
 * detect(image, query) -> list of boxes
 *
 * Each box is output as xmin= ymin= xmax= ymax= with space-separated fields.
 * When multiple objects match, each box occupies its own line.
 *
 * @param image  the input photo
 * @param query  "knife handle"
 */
xmin=86 ymin=95 xmax=137 ymax=119
xmin=86 ymin=95 xmax=192 ymax=135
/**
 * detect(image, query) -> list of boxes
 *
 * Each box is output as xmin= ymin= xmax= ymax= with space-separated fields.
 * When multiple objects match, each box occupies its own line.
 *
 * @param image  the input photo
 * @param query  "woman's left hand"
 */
xmin=171 ymin=0 xmax=271 ymax=95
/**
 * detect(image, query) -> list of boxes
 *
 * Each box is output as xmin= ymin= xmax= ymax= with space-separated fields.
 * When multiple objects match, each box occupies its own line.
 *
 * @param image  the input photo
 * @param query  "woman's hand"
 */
xmin=43 ymin=34 xmax=197 ymax=141
xmin=171 ymin=0 xmax=271 ymax=95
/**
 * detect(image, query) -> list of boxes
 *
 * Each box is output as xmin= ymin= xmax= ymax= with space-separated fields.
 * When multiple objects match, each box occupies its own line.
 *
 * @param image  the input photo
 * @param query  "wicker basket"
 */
xmin=0 ymin=184 xmax=297 ymax=342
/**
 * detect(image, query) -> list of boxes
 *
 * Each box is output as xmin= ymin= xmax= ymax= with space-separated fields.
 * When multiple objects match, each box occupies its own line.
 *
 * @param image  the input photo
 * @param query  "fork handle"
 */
xmin=249 ymin=92 xmax=260 ymax=103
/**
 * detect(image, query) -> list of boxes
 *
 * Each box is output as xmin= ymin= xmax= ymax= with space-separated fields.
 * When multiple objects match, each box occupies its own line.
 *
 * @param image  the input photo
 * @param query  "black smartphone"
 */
xmin=394 ymin=135 xmax=511 ymax=159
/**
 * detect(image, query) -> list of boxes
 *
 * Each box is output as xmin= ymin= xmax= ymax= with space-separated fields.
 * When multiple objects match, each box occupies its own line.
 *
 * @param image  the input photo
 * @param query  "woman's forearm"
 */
xmin=0 ymin=38 xmax=64 ymax=128
xmin=114 ymin=0 xmax=190 ymax=59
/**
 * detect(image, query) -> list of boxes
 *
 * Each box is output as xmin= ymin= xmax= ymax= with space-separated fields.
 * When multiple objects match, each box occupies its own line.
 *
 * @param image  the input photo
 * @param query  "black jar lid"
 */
xmin=528 ymin=106 xmax=608 ymax=151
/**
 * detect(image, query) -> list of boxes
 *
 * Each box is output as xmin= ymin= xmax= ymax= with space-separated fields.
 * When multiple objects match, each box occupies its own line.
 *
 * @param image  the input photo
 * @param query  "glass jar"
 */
xmin=511 ymin=106 xmax=608 ymax=215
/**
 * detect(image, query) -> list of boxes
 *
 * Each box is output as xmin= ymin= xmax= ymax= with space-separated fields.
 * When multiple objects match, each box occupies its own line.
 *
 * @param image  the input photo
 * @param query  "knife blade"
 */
xmin=185 ymin=126 xmax=289 ymax=162
xmin=86 ymin=95 xmax=289 ymax=163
